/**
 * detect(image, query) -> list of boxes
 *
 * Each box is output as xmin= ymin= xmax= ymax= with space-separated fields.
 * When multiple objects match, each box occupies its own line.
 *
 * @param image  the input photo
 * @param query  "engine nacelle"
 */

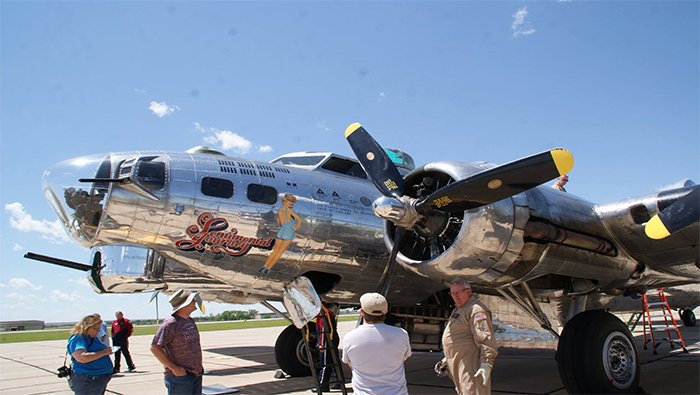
xmin=385 ymin=161 xmax=639 ymax=289
xmin=383 ymin=161 xmax=522 ymax=282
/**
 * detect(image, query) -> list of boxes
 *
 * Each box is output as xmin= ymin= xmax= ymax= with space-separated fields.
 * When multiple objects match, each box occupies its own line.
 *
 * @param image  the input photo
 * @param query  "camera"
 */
xmin=57 ymin=365 xmax=72 ymax=378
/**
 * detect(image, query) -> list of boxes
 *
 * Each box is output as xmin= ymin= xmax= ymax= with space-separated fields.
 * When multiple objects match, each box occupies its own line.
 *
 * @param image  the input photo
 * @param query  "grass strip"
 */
xmin=0 ymin=315 xmax=359 ymax=343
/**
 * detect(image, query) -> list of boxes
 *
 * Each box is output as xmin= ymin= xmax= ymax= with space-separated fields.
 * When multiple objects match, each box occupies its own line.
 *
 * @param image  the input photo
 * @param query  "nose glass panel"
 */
xmin=43 ymin=154 xmax=112 ymax=245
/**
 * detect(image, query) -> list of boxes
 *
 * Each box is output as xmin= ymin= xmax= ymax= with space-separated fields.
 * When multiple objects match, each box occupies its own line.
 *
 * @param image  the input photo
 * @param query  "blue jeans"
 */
xmin=164 ymin=373 xmax=203 ymax=395
xmin=68 ymin=372 xmax=111 ymax=395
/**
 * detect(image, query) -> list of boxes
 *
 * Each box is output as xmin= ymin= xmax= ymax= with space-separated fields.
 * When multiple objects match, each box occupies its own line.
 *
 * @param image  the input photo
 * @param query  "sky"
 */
xmin=1 ymin=1 xmax=698 ymax=323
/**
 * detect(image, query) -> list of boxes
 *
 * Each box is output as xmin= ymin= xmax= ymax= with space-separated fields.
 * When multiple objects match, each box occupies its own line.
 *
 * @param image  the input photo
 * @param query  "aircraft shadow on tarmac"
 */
xmin=206 ymin=346 xmax=274 ymax=362
xmin=200 ymin=329 xmax=699 ymax=395
xmin=204 ymin=346 xmax=282 ymax=377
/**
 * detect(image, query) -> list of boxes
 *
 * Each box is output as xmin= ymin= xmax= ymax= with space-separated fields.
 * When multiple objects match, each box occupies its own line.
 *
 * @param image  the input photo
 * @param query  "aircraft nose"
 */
xmin=42 ymin=154 xmax=112 ymax=246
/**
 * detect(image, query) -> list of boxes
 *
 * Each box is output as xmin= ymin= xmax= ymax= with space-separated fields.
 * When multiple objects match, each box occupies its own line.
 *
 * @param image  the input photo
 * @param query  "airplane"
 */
xmin=26 ymin=122 xmax=698 ymax=394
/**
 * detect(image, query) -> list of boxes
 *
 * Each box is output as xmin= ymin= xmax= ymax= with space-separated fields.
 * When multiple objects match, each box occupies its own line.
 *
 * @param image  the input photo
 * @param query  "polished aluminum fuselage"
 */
xmin=43 ymin=151 xmax=699 ymax=307
xmin=46 ymin=151 xmax=443 ymax=305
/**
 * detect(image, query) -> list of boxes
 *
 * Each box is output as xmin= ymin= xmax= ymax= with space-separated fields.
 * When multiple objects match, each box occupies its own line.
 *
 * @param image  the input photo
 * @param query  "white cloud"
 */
xmin=51 ymin=289 xmax=87 ymax=302
xmin=13 ymin=243 xmax=24 ymax=252
xmin=133 ymin=88 xmax=147 ymax=95
xmin=5 ymin=202 xmax=70 ymax=243
xmin=195 ymin=123 xmax=269 ymax=155
xmin=204 ymin=130 xmax=253 ymax=154
xmin=512 ymin=6 xmax=536 ymax=38
xmin=148 ymin=101 xmax=180 ymax=117
xmin=6 ymin=292 xmax=36 ymax=300
xmin=68 ymin=277 xmax=91 ymax=288
xmin=9 ymin=277 xmax=42 ymax=290
xmin=316 ymin=121 xmax=332 ymax=132
xmin=194 ymin=122 xmax=206 ymax=132
xmin=377 ymin=91 xmax=386 ymax=102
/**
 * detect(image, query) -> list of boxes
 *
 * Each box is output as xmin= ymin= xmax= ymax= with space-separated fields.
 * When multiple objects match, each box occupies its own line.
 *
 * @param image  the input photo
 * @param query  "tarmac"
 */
xmin=0 ymin=320 xmax=698 ymax=395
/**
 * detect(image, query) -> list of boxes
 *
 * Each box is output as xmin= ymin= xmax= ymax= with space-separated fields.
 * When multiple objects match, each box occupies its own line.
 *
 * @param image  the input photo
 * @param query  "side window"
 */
xmin=247 ymin=184 xmax=278 ymax=205
xmin=201 ymin=177 xmax=234 ymax=198
xmin=137 ymin=161 xmax=166 ymax=190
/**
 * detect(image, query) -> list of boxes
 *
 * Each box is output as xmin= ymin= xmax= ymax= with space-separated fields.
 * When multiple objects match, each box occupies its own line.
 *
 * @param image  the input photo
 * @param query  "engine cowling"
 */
xmin=383 ymin=161 xmax=523 ymax=283
xmin=384 ymin=161 xmax=639 ymax=289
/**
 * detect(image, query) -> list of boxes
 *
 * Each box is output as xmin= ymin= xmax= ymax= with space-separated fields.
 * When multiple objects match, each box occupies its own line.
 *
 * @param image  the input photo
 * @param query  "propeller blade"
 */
xmin=417 ymin=148 xmax=573 ymax=213
xmin=149 ymin=290 xmax=160 ymax=303
xmin=645 ymin=187 xmax=699 ymax=239
xmin=376 ymin=227 xmax=405 ymax=295
xmin=345 ymin=123 xmax=405 ymax=199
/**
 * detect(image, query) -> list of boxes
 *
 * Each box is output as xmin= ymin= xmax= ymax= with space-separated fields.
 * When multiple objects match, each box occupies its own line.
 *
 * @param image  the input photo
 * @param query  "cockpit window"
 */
xmin=271 ymin=155 xmax=326 ymax=167
xmin=320 ymin=157 xmax=367 ymax=179
xmin=385 ymin=148 xmax=415 ymax=170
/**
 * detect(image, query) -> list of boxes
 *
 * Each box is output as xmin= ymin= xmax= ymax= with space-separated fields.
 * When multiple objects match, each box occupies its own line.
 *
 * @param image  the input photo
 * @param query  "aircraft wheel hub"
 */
xmin=603 ymin=331 xmax=636 ymax=389
xmin=295 ymin=340 xmax=311 ymax=368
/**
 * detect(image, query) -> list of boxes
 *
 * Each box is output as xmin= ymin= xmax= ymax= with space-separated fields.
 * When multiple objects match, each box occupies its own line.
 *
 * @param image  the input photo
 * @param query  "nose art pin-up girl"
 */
xmin=259 ymin=194 xmax=302 ymax=273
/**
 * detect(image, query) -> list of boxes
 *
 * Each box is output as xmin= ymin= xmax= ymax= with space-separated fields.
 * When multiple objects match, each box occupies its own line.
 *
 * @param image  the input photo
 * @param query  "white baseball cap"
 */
xmin=360 ymin=292 xmax=388 ymax=315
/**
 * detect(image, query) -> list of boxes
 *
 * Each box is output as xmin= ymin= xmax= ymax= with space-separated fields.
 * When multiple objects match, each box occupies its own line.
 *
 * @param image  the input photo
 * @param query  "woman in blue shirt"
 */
xmin=66 ymin=314 xmax=113 ymax=395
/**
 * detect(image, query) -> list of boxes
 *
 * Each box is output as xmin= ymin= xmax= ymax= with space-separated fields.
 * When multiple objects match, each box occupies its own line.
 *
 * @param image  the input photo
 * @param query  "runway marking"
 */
xmin=0 ymin=355 xmax=55 ymax=375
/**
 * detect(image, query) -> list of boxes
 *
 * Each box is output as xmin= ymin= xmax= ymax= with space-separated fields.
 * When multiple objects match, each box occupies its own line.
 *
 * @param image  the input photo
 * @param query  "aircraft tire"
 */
xmin=557 ymin=310 xmax=640 ymax=394
xmin=679 ymin=309 xmax=696 ymax=327
xmin=274 ymin=324 xmax=315 ymax=377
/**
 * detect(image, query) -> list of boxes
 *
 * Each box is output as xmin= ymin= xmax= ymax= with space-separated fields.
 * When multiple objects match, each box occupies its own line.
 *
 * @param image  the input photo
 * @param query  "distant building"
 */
xmin=0 ymin=320 xmax=45 ymax=331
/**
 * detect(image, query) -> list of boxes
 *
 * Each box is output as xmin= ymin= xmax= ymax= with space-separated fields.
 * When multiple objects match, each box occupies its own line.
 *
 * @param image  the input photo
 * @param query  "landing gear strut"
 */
xmin=498 ymin=282 xmax=641 ymax=394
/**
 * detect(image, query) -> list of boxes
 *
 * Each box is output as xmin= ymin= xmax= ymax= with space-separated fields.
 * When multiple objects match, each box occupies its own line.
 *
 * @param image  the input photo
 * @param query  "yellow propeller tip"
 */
xmin=345 ymin=123 xmax=362 ymax=138
xmin=550 ymin=149 xmax=574 ymax=175
xmin=645 ymin=215 xmax=671 ymax=240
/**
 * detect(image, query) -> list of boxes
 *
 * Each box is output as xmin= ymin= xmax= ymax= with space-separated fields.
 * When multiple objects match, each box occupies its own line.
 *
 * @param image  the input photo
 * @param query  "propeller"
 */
xmin=344 ymin=122 xmax=573 ymax=295
xmin=375 ymin=227 xmax=405 ymax=295
xmin=345 ymin=123 xmax=409 ymax=295
xmin=149 ymin=290 xmax=161 ymax=324
xmin=645 ymin=187 xmax=699 ymax=239
xmin=415 ymin=148 xmax=573 ymax=213
xmin=345 ymin=123 xmax=405 ymax=199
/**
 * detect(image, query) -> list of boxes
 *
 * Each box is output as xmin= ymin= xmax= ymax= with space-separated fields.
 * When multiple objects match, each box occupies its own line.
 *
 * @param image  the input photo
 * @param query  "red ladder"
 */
xmin=641 ymin=288 xmax=688 ymax=354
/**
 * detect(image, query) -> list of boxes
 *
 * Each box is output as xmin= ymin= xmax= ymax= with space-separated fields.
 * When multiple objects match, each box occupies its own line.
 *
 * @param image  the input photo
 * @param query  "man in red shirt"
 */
xmin=111 ymin=311 xmax=136 ymax=373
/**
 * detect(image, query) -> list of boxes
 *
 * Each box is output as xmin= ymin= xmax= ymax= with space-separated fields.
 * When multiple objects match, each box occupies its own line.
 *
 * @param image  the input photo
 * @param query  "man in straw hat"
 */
xmin=341 ymin=292 xmax=411 ymax=395
xmin=150 ymin=290 xmax=206 ymax=394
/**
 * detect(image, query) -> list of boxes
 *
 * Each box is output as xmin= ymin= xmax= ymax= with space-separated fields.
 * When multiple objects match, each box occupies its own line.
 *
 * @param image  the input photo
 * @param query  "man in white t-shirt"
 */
xmin=341 ymin=293 xmax=412 ymax=395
